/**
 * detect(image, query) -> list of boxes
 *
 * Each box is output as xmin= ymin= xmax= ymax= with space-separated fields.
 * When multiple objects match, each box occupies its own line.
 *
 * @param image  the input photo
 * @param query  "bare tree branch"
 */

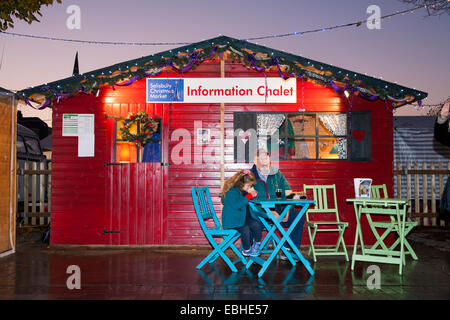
xmin=397 ymin=0 xmax=450 ymax=16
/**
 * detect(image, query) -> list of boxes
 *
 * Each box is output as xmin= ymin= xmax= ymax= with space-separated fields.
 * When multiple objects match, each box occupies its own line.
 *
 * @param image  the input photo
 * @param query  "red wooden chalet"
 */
xmin=18 ymin=36 xmax=427 ymax=246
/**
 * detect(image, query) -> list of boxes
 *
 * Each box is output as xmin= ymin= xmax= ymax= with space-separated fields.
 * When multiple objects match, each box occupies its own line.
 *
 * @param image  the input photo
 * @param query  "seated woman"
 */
xmin=221 ymin=170 xmax=263 ymax=257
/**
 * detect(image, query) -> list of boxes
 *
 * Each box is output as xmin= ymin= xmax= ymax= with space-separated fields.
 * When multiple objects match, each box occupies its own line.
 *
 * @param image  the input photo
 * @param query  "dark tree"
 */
xmin=0 ymin=0 xmax=62 ymax=31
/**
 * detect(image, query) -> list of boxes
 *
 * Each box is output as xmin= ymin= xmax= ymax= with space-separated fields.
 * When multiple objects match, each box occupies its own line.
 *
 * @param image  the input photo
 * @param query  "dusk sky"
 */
xmin=1 ymin=0 xmax=449 ymax=124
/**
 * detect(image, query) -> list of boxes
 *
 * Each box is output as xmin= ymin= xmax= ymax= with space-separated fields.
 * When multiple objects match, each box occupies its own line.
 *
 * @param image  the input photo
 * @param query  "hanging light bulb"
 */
xmin=344 ymin=90 xmax=350 ymax=98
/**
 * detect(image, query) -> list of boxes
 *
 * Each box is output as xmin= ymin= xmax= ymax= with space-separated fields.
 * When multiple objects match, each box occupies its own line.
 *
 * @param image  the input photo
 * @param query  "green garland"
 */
xmin=119 ymin=111 xmax=158 ymax=147
xmin=18 ymin=37 xmax=425 ymax=108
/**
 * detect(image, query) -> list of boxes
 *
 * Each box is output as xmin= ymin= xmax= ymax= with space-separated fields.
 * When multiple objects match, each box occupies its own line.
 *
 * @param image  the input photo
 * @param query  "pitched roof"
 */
xmin=16 ymin=35 xmax=427 ymax=108
xmin=0 ymin=86 xmax=13 ymax=93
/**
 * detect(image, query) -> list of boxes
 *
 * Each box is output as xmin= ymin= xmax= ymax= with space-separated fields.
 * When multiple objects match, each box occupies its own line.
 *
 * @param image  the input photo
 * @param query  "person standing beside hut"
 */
xmin=434 ymin=98 xmax=450 ymax=147
xmin=435 ymin=98 xmax=450 ymax=225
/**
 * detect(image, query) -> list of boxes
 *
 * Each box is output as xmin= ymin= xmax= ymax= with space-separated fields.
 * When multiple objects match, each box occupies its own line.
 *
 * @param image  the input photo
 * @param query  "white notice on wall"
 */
xmin=62 ymin=114 xmax=95 ymax=157
xmin=62 ymin=114 xmax=79 ymax=136
xmin=77 ymin=114 xmax=95 ymax=135
xmin=78 ymin=134 xmax=95 ymax=157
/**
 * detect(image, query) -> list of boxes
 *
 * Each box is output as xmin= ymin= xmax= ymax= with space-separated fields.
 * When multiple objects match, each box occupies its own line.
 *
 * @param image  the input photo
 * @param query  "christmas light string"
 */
xmin=243 ymin=3 xmax=432 ymax=42
xmin=0 ymin=2 xmax=437 ymax=46
xmin=14 ymin=0 xmax=439 ymax=110
xmin=19 ymin=36 xmax=426 ymax=111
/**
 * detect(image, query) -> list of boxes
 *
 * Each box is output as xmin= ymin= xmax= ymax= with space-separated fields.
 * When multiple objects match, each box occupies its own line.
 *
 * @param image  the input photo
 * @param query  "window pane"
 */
xmin=116 ymin=142 xmax=137 ymax=163
xmin=256 ymin=114 xmax=285 ymax=136
xmin=117 ymin=119 xmax=137 ymax=140
xmin=287 ymin=114 xmax=316 ymax=136
xmin=318 ymin=114 xmax=347 ymax=136
xmin=142 ymin=132 xmax=162 ymax=163
xmin=319 ymin=138 xmax=347 ymax=159
xmin=287 ymin=138 xmax=316 ymax=159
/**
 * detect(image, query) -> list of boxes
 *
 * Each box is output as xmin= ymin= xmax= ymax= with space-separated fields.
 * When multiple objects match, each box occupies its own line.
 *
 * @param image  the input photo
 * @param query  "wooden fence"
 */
xmin=16 ymin=160 xmax=51 ymax=226
xmin=14 ymin=159 xmax=448 ymax=227
xmin=394 ymin=161 xmax=450 ymax=226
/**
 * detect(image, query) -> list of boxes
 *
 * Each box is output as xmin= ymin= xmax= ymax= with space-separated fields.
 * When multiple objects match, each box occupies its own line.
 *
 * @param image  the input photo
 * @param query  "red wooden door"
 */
xmin=104 ymin=104 xmax=169 ymax=245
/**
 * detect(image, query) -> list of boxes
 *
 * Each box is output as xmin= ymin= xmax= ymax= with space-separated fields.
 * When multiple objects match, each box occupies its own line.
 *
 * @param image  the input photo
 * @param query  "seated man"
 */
xmin=250 ymin=148 xmax=306 ymax=259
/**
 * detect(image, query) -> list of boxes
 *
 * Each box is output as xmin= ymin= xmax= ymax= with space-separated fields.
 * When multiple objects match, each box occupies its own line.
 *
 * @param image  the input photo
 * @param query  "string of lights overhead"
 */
xmin=0 ymin=2 xmax=438 ymax=46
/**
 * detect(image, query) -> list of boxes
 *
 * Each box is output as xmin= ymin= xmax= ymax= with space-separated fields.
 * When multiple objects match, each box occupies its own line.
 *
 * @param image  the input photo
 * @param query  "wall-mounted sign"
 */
xmin=62 ymin=114 xmax=79 ymax=137
xmin=146 ymin=77 xmax=296 ymax=104
xmin=197 ymin=128 xmax=211 ymax=145
xmin=62 ymin=114 xmax=95 ymax=157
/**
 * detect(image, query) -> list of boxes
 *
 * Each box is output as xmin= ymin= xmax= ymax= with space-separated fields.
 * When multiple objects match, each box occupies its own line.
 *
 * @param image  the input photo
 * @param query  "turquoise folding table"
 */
xmin=247 ymin=199 xmax=315 ymax=277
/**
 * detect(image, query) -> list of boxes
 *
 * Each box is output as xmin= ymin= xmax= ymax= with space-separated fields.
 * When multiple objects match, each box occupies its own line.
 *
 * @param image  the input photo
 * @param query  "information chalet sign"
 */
xmin=146 ymin=77 xmax=297 ymax=103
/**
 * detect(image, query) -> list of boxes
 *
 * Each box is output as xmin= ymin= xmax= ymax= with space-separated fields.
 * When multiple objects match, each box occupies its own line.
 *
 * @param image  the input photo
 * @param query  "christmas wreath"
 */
xmin=119 ymin=111 xmax=159 ymax=147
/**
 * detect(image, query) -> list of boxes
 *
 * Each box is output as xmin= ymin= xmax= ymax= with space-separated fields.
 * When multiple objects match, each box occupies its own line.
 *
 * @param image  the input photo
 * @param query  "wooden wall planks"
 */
xmin=51 ymin=60 xmax=394 ymax=246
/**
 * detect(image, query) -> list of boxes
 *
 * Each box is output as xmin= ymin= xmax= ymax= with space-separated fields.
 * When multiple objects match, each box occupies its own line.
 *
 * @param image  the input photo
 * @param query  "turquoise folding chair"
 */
xmin=370 ymin=184 xmax=418 ymax=261
xmin=191 ymin=186 xmax=247 ymax=272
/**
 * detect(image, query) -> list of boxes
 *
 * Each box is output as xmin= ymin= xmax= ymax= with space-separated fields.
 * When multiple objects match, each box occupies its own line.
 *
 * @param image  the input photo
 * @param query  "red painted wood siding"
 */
xmin=51 ymin=94 xmax=106 ymax=244
xmin=51 ymin=59 xmax=394 ymax=246
xmin=166 ymin=61 xmax=394 ymax=246
xmin=51 ymin=91 xmax=170 ymax=245
xmin=104 ymin=102 xmax=169 ymax=245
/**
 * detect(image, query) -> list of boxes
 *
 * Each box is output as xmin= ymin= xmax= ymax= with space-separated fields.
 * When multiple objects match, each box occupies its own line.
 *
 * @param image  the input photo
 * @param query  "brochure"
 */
xmin=354 ymin=178 xmax=372 ymax=198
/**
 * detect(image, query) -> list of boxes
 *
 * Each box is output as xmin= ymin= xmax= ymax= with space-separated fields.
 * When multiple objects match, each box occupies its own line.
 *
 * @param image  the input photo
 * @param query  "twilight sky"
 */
xmin=0 ymin=0 xmax=449 ymax=125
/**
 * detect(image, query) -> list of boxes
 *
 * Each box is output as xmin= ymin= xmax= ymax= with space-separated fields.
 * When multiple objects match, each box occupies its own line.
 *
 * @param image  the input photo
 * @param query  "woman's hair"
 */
xmin=221 ymin=170 xmax=255 ymax=197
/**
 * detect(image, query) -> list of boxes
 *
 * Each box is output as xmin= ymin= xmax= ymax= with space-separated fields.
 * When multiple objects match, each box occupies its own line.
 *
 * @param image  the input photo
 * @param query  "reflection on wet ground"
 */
xmin=0 ymin=231 xmax=449 ymax=300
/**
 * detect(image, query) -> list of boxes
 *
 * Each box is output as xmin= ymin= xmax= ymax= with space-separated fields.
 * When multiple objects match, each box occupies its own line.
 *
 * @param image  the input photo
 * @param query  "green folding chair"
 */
xmin=370 ymin=185 xmax=418 ymax=261
xmin=303 ymin=184 xmax=349 ymax=262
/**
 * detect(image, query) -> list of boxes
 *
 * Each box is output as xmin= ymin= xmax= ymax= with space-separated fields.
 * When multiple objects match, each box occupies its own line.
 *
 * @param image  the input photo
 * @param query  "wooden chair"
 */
xmin=191 ymin=186 xmax=247 ymax=272
xmin=370 ymin=184 xmax=418 ymax=261
xmin=303 ymin=184 xmax=349 ymax=262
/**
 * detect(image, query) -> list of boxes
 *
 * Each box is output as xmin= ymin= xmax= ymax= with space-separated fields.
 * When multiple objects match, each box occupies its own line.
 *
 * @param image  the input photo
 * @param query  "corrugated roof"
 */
xmin=393 ymin=116 xmax=449 ymax=199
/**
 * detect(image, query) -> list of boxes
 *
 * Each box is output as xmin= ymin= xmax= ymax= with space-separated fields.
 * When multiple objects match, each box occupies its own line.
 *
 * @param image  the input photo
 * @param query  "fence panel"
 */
xmin=394 ymin=161 xmax=449 ymax=226
xmin=17 ymin=159 xmax=51 ymax=226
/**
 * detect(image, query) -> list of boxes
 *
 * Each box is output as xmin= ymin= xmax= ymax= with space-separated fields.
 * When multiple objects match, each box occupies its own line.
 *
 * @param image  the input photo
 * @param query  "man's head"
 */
xmin=254 ymin=148 xmax=271 ymax=170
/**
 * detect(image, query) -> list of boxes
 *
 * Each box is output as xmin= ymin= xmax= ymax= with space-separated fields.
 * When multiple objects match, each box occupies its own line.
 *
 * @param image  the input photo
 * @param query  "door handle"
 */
xmin=104 ymin=161 xmax=125 ymax=167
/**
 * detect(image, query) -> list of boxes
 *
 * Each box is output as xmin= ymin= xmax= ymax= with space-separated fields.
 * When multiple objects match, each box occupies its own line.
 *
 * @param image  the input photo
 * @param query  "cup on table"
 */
xmin=276 ymin=188 xmax=283 ymax=200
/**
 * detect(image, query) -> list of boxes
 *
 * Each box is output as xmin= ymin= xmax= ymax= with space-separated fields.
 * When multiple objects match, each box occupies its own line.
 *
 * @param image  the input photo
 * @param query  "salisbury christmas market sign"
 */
xmin=146 ymin=77 xmax=297 ymax=103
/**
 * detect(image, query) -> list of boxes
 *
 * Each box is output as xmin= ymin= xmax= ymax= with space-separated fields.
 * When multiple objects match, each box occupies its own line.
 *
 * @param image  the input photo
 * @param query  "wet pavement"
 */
xmin=0 ymin=227 xmax=449 ymax=300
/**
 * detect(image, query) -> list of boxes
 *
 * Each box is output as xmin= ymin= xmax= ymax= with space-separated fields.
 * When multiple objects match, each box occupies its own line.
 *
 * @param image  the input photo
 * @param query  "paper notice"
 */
xmin=78 ymin=134 xmax=95 ymax=157
xmin=78 ymin=114 xmax=95 ymax=135
xmin=62 ymin=114 xmax=79 ymax=136
xmin=63 ymin=114 xmax=95 ymax=157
